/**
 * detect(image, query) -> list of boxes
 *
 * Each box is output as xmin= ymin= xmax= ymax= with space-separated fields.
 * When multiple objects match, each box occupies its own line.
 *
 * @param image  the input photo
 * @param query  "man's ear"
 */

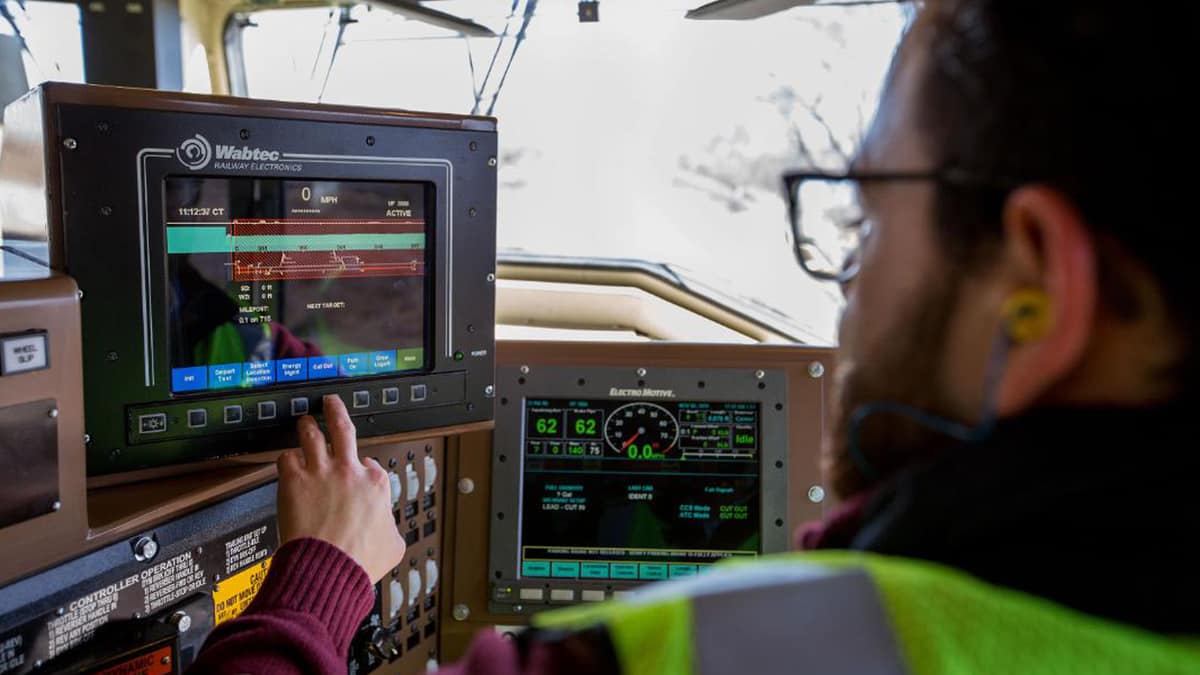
xmin=994 ymin=186 xmax=1097 ymax=415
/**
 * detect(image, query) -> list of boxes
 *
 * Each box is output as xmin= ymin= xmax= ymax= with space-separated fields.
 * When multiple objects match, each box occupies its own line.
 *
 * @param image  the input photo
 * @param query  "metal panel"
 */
xmin=0 ymin=399 xmax=59 ymax=529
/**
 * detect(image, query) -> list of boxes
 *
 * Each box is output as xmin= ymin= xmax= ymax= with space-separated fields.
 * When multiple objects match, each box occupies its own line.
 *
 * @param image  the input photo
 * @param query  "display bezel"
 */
xmin=488 ymin=365 xmax=790 ymax=613
xmin=160 ymin=175 xmax=438 ymax=399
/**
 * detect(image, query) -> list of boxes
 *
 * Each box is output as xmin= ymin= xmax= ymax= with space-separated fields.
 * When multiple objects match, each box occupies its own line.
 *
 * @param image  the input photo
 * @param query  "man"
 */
xmin=191 ymin=0 xmax=1200 ymax=672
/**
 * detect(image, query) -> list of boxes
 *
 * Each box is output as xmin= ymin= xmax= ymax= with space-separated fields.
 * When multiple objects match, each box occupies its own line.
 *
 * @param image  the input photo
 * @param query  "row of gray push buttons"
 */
xmin=516 ymin=588 xmax=634 ymax=603
xmin=180 ymin=384 xmax=429 ymax=430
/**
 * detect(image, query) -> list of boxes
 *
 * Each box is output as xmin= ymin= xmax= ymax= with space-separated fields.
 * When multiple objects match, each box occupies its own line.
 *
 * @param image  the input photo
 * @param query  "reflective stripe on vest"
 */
xmin=534 ymin=553 xmax=1200 ymax=675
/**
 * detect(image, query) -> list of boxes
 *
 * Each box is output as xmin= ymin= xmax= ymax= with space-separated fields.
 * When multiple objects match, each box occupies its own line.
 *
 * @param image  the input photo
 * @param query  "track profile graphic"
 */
xmin=226 ymin=218 xmax=426 ymax=281
xmin=176 ymin=134 xmax=212 ymax=171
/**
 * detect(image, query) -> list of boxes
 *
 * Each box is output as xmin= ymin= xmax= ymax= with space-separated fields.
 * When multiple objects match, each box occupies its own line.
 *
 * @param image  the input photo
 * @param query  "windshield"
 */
xmin=235 ymin=2 xmax=908 ymax=343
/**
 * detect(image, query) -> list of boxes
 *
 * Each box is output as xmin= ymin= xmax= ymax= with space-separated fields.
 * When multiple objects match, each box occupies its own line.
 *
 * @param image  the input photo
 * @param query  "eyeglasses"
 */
xmin=782 ymin=169 xmax=1016 ymax=283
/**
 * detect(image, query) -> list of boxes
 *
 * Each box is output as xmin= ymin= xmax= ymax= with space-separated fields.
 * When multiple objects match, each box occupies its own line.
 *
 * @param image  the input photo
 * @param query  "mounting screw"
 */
xmin=99 ymin=205 xmax=113 ymax=216
xmin=56 ymin=607 xmax=64 ymax=616
xmin=755 ymin=370 xmax=765 ymax=379
xmin=458 ymin=478 xmax=475 ymax=494
xmin=76 ymin=289 xmax=84 ymax=300
xmin=486 ymin=273 xmax=496 ymax=283
xmin=161 ymin=655 xmax=171 ymax=666
xmin=132 ymin=535 xmax=158 ymax=562
xmin=84 ymin=434 xmax=92 ymax=444
xmin=52 ymin=501 xmax=61 ymax=511
xmin=171 ymin=611 xmax=192 ymax=633
xmin=484 ymin=385 xmax=495 ymax=398
xmin=389 ymin=457 xmax=398 ymax=468
xmin=63 ymin=137 xmax=78 ymax=150
xmin=469 ymin=141 xmax=478 ymax=152
xmin=96 ymin=121 xmax=110 ymax=133
xmin=808 ymin=362 xmax=825 ymax=379
xmin=468 ymin=207 xmax=477 ymax=217
xmin=452 ymin=604 xmax=471 ymax=621
xmin=808 ymin=485 xmax=826 ymax=504
xmin=487 ymin=157 xmax=497 ymax=167
xmin=520 ymin=365 xmax=530 ymax=375
xmin=106 ymin=351 xmax=118 ymax=362
xmin=239 ymin=128 xmax=250 ymax=140
xmin=636 ymin=367 xmax=647 ymax=377
xmin=48 ymin=408 xmax=59 ymax=419
xmin=366 ymin=135 xmax=376 ymax=146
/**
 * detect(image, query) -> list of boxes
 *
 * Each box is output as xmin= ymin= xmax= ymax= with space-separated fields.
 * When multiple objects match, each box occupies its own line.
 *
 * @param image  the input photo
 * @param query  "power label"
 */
xmin=212 ymin=558 xmax=272 ymax=626
xmin=91 ymin=646 xmax=174 ymax=675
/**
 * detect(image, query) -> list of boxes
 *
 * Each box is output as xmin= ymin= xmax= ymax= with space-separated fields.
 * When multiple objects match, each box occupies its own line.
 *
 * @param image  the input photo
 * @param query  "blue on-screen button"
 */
xmin=340 ymin=353 xmax=370 ymax=375
xmin=277 ymin=358 xmax=307 ymax=383
xmin=209 ymin=363 xmax=242 ymax=389
xmin=308 ymin=356 xmax=338 ymax=379
xmin=244 ymin=360 xmax=275 ymax=387
xmin=172 ymin=366 xmax=208 ymax=392
xmin=371 ymin=350 xmax=397 ymax=373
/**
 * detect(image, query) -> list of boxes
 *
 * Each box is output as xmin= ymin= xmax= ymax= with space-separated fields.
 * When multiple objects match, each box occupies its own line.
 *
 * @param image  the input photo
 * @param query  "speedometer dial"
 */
xmin=604 ymin=402 xmax=680 ymax=459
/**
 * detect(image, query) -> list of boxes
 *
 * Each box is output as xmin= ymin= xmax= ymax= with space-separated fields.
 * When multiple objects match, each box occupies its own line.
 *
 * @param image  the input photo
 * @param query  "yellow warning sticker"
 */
xmin=212 ymin=557 xmax=272 ymax=625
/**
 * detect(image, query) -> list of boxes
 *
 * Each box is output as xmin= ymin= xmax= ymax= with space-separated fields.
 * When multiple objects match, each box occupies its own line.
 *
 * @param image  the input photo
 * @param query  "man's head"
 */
xmin=827 ymin=0 xmax=1194 ymax=498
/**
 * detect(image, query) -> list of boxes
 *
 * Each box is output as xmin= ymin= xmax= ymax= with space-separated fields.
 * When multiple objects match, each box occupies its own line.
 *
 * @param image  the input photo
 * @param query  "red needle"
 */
xmin=621 ymin=433 xmax=641 ymax=450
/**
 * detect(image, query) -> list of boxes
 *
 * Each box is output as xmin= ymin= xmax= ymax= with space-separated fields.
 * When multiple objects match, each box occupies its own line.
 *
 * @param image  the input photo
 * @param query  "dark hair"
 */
xmin=907 ymin=0 xmax=1196 ymax=382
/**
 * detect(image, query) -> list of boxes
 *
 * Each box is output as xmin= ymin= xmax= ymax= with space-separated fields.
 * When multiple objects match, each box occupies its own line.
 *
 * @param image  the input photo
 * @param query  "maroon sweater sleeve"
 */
xmin=187 ymin=537 xmax=375 ymax=675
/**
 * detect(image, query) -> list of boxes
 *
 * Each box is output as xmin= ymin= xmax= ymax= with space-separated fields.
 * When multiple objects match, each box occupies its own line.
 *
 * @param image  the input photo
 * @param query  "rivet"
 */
xmin=452 ymin=604 xmax=471 ymax=621
xmin=487 ymin=157 xmax=497 ymax=167
xmin=520 ymin=365 xmax=530 ymax=375
xmin=755 ymin=370 xmax=765 ymax=379
xmin=808 ymin=485 xmax=826 ymax=503
xmin=99 ymin=205 xmax=113 ymax=216
xmin=484 ymin=385 xmax=495 ymax=398
xmin=469 ymin=141 xmax=479 ymax=152
xmin=468 ymin=207 xmax=478 ymax=217
xmin=808 ymin=362 xmax=825 ymax=379
xmin=636 ymin=367 xmax=647 ymax=377
xmin=486 ymin=273 xmax=496 ymax=283
xmin=52 ymin=501 xmax=61 ymax=511
xmin=63 ymin=137 xmax=78 ymax=150
xmin=458 ymin=478 xmax=475 ymax=494
xmin=48 ymin=408 xmax=59 ymax=419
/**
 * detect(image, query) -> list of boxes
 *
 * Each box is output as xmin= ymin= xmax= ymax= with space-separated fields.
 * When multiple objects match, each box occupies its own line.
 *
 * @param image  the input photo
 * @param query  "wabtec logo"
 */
xmin=215 ymin=145 xmax=282 ymax=161
xmin=176 ymin=133 xmax=284 ymax=171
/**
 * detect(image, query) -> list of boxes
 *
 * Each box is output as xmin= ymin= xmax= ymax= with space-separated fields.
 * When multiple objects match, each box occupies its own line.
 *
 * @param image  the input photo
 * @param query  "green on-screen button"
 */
xmin=610 ymin=563 xmax=639 ymax=580
xmin=669 ymin=565 xmax=698 ymax=578
xmin=581 ymin=563 xmax=610 ymax=579
xmin=551 ymin=562 xmax=580 ymax=578
xmin=522 ymin=561 xmax=550 ymax=577
xmin=639 ymin=564 xmax=668 ymax=580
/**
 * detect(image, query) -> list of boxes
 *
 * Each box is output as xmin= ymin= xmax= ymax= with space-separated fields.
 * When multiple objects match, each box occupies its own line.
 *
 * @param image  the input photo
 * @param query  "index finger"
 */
xmin=322 ymin=394 xmax=360 ymax=466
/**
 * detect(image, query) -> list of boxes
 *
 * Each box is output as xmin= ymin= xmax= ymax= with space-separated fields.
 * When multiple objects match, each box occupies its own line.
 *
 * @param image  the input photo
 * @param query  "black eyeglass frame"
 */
xmin=782 ymin=169 xmax=1020 ymax=283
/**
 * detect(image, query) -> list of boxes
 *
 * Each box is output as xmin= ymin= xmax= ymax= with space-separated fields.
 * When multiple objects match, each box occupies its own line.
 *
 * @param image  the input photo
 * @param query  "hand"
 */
xmin=276 ymin=394 xmax=405 ymax=583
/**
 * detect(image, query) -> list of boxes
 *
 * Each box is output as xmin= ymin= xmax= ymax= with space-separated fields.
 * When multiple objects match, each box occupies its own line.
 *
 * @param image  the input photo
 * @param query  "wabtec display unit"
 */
xmin=0 ymin=83 xmax=497 ymax=674
xmin=2 ymin=82 xmax=497 ymax=480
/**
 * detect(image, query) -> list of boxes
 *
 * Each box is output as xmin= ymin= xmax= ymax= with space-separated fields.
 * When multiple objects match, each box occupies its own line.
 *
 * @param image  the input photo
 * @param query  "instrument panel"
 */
xmin=488 ymin=363 xmax=791 ymax=612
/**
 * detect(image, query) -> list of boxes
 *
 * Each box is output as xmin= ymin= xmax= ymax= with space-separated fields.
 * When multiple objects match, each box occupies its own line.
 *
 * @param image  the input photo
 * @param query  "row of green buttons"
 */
xmin=522 ymin=561 xmax=704 ymax=580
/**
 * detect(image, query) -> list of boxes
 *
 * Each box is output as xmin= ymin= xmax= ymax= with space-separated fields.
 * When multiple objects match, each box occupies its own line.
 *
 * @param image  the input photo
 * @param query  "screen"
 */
xmin=164 ymin=177 xmax=432 ymax=395
xmin=518 ymin=398 xmax=760 ymax=582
